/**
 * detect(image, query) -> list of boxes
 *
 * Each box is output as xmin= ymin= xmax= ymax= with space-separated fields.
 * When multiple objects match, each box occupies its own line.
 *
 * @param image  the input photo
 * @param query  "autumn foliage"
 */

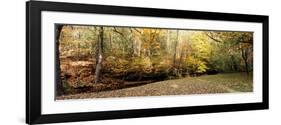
xmin=55 ymin=25 xmax=253 ymax=96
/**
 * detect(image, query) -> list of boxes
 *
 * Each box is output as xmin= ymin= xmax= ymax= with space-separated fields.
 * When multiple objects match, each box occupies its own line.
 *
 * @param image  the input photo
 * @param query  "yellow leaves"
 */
xmin=142 ymin=28 xmax=151 ymax=34
xmin=140 ymin=28 xmax=162 ymax=53
xmin=58 ymin=24 xmax=253 ymax=79
xmin=155 ymin=44 xmax=161 ymax=49
xmin=185 ymin=56 xmax=208 ymax=73
xmin=189 ymin=32 xmax=212 ymax=60
xmin=142 ymin=43 xmax=149 ymax=49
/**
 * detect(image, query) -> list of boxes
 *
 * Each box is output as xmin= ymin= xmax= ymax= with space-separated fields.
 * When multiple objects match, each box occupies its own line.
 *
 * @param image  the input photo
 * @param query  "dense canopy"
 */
xmin=55 ymin=25 xmax=253 ymax=97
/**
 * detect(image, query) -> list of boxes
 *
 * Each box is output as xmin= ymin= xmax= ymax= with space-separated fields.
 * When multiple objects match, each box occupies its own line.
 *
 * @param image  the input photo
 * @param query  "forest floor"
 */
xmin=56 ymin=73 xmax=253 ymax=100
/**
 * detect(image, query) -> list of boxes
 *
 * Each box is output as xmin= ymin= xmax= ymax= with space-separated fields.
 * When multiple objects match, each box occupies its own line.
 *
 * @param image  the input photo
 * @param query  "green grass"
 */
xmin=196 ymin=73 xmax=253 ymax=92
xmin=57 ymin=73 xmax=253 ymax=100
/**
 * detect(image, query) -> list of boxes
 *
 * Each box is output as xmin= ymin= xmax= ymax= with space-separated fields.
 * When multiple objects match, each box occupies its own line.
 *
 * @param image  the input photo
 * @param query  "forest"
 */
xmin=55 ymin=24 xmax=253 ymax=99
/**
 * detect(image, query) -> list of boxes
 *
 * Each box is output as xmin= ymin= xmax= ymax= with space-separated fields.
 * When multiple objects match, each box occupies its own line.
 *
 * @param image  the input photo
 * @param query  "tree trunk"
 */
xmin=166 ymin=30 xmax=170 ymax=54
xmin=138 ymin=38 xmax=142 ymax=57
xmin=173 ymin=30 xmax=179 ymax=76
xmin=94 ymin=27 xmax=104 ymax=84
xmin=241 ymin=47 xmax=249 ymax=74
xmin=55 ymin=25 xmax=64 ymax=96
xmin=173 ymin=30 xmax=179 ymax=67
xmin=109 ymin=31 xmax=112 ymax=52
xmin=230 ymin=55 xmax=238 ymax=71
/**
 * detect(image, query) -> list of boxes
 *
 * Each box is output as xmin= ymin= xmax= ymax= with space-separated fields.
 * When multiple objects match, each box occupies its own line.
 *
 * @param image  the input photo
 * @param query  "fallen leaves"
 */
xmin=56 ymin=73 xmax=253 ymax=100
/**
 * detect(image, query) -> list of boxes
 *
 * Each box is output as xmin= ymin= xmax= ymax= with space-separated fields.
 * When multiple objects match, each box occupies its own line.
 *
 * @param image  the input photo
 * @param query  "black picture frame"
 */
xmin=26 ymin=1 xmax=269 ymax=124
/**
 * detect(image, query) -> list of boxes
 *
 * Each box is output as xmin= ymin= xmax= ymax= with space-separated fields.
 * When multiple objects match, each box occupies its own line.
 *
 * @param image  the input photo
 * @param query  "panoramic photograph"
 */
xmin=55 ymin=24 xmax=253 ymax=100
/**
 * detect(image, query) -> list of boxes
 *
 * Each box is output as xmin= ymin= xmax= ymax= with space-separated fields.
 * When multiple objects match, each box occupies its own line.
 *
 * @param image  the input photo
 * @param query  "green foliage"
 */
xmin=62 ymin=80 xmax=72 ymax=94
xmin=206 ymin=31 xmax=253 ymax=73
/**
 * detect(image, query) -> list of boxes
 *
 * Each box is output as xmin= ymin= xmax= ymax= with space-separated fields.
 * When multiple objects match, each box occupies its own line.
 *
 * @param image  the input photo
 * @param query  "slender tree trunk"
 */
xmin=173 ymin=30 xmax=179 ymax=76
xmin=55 ymin=25 xmax=64 ymax=96
xmin=166 ymin=30 xmax=170 ymax=54
xmin=230 ymin=55 xmax=238 ymax=71
xmin=109 ymin=31 xmax=112 ymax=52
xmin=173 ymin=30 xmax=179 ymax=67
xmin=138 ymin=39 xmax=141 ymax=57
xmin=94 ymin=27 xmax=104 ymax=84
xmin=241 ymin=48 xmax=249 ymax=74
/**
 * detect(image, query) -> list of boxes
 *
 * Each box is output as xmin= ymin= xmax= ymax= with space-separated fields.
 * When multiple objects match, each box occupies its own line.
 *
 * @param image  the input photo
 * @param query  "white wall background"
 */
xmin=0 ymin=0 xmax=279 ymax=124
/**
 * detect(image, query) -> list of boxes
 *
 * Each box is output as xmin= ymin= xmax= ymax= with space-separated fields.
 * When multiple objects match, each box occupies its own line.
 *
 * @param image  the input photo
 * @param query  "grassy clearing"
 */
xmin=56 ymin=73 xmax=253 ymax=100
xmin=196 ymin=73 xmax=253 ymax=92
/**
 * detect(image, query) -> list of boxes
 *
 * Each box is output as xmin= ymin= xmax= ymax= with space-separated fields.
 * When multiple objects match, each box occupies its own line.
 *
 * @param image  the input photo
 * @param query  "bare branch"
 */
xmin=132 ymin=28 xmax=142 ymax=34
xmin=113 ymin=27 xmax=125 ymax=37
xmin=205 ymin=32 xmax=222 ymax=43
